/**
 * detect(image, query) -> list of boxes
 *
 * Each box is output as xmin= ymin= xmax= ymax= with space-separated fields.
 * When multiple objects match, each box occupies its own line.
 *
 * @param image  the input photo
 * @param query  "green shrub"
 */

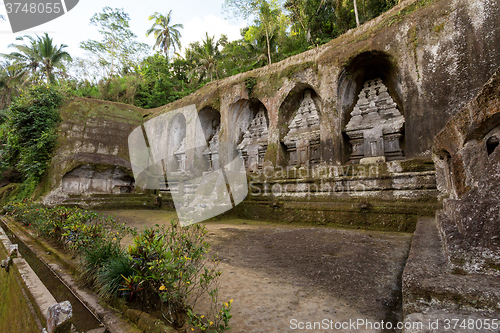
xmin=81 ymin=240 xmax=124 ymax=286
xmin=0 ymin=85 xmax=63 ymax=199
xmin=3 ymin=201 xmax=130 ymax=252
xmin=126 ymin=222 xmax=231 ymax=331
xmin=96 ymin=250 xmax=134 ymax=299
xmin=3 ymin=201 xmax=232 ymax=332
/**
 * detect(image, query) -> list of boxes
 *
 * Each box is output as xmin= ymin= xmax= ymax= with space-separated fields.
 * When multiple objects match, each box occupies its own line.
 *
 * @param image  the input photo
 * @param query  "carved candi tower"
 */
xmin=202 ymin=127 xmax=220 ymax=172
xmin=237 ymin=108 xmax=269 ymax=171
xmin=345 ymin=78 xmax=404 ymax=163
xmin=173 ymin=138 xmax=187 ymax=172
xmin=284 ymin=90 xmax=321 ymax=167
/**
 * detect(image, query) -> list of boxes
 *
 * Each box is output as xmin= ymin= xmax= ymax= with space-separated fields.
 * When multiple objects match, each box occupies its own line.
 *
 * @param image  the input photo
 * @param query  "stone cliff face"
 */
xmin=434 ymin=65 xmax=500 ymax=275
xmin=142 ymin=0 xmax=500 ymax=167
xmin=44 ymin=0 xmax=500 ymax=215
xmin=42 ymin=99 xmax=144 ymax=204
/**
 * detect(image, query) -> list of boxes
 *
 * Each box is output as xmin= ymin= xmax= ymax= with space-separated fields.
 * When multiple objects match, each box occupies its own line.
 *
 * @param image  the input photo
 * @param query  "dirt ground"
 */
xmin=101 ymin=210 xmax=412 ymax=333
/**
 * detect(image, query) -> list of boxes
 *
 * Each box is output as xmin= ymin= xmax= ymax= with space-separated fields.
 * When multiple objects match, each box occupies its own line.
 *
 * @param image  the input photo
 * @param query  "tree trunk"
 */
xmin=354 ymin=0 xmax=360 ymax=27
xmin=265 ymin=24 xmax=272 ymax=65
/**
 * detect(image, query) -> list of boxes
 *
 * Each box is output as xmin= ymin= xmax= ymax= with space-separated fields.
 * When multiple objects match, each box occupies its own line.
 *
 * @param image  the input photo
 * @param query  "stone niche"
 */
xmin=433 ymin=67 xmax=500 ymax=275
xmin=168 ymin=114 xmax=187 ymax=173
xmin=199 ymin=108 xmax=221 ymax=173
xmin=61 ymin=164 xmax=134 ymax=194
xmin=283 ymin=90 xmax=321 ymax=167
xmin=202 ymin=127 xmax=220 ymax=172
xmin=173 ymin=138 xmax=187 ymax=172
xmin=237 ymin=108 xmax=269 ymax=171
xmin=345 ymin=78 xmax=404 ymax=164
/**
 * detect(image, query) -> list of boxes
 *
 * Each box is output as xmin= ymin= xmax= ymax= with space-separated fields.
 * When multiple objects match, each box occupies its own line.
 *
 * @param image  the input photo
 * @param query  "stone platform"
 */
xmin=402 ymin=218 xmax=500 ymax=332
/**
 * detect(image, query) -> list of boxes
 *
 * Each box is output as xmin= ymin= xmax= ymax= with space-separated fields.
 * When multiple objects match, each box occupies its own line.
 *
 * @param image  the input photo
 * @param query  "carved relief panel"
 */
xmin=237 ymin=108 xmax=269 ymax=171
xmin=283 ymin=90 xmax=321 ymax=167
xmin=345 ymin=78 xmax=404 ymax=163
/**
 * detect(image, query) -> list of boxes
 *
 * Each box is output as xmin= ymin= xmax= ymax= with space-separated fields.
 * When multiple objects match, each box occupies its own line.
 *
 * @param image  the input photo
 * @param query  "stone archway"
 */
xmin=167 ymin=113 xmax=187 ymax=173
xmin=198 ymin=107 xmax=221 ymax=172
xmin=278 ymin=85 xmax=322 ymax=168
xmin=229 ymin=99 xmax=269 ymax=171
xmin=338 ymin=51 xmax=404 ymax=164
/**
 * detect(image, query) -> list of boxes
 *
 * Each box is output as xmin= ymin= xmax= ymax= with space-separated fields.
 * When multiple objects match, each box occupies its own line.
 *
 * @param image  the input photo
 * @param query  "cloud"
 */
xmin=180 ymin=14 xmax=246 ymax=51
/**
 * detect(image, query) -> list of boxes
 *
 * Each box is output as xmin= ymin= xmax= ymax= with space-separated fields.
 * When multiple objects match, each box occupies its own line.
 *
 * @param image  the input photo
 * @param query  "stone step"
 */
xmin=67 ymin=193 xmax=148 ymax=199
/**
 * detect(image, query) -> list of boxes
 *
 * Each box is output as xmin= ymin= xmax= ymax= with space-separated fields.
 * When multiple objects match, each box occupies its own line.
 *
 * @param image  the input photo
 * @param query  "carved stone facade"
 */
xmin=345 ymin=78 xmax=404 ymax=163
xmin=284 ymin=90 xmax=321 ymax=167
xmin=202 ymin=127 xmax=220 ymax=171
xmin=173 ymin=138 xmax=186 ymax=172
xmin=237 ymin=108 xmax=269 ymax=171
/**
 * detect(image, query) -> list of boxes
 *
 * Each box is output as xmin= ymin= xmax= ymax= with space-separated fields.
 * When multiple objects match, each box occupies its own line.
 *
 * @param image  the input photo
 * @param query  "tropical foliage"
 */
xmin=0 ymin=60 xmax=24 ymax=109
xmin=0 ymin=1 xmax=401 ymax=110
xmin=4 ymin=201 xmax=232 ymax=332
xmin=80 ymin=7 xmax=149 ymax=78
xmin=146 ymin=10 xmax=183 ymax=60
xmin=0 ymin=85 xmax=62 ymax=198
xmin=2 ymin=33 xmax=72 ymax=84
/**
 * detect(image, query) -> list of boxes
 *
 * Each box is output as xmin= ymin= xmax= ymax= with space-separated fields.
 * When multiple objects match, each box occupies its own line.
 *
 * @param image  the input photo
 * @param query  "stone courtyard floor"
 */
xmin=101 ymin=210 xmax=412 ymax=333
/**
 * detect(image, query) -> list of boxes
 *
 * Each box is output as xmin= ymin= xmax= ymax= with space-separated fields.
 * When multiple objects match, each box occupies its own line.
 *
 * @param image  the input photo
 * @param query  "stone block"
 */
xmin=360 ymin=156 xmax=386 ymax=164
xmin=47 ymin=301 xmax=72 ymax=333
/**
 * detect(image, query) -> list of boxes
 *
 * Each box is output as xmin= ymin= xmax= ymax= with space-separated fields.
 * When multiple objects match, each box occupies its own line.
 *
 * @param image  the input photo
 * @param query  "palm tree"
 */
xmin=2 ymin=35 xmax=40 ymax=81
xmin=187 ymin=33 xmax=223 ymax=82
xmin=36 ymin=33 xmax=72 ymax=83
xmin=0 ymin=60 xmax=25 ymax=109
xmin=3 ymin=33 xmax=72 ymax=83
xmin=146 ymin=11 xmax=183 ymax=60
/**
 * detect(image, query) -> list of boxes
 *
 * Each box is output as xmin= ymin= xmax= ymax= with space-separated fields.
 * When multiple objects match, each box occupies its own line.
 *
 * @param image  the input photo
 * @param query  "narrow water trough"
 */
xmin=0 ymin=219 xmax=105 ymax=333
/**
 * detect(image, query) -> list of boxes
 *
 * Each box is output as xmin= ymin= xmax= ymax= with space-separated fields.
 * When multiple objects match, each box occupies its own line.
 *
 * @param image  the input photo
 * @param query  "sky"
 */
xmin=0 ymin=0 xmax=248 ymax=58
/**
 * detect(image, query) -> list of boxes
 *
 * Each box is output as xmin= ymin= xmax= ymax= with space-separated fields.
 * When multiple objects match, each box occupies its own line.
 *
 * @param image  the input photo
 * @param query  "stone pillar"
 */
xmin=173 ymin=138 xmax=186 ymax=172
xmin=202 ymin=127 xmax=220 ymax=172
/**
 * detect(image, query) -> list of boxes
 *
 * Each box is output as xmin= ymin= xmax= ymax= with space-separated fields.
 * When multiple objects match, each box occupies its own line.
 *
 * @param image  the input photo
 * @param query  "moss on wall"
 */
xmin=0 ymin=184 xmax=22 ymax=207
xmin=226 ymin=200 xmax=422 ymax=232
xmin=0 ymin=246 xmax=40 ymax=333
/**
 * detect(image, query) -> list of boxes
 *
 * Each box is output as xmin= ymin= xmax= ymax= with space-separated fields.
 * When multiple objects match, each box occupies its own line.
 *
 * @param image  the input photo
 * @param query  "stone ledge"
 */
xmin=0 ymin=222 xmax=55 ymax=330
xmin=403 ymin=218 xmax=500 ymax=321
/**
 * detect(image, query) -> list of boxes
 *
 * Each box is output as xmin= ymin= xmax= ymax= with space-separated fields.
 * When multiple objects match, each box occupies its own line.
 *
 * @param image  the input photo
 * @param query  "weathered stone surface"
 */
xmin=42 ymin=0 xmax=500 ymax=228
xmin=43 ymin=99 xmax=144 ymax=205
xmin=237 ymin=108 xmax=269 ymax=171
xmin=173 ymin=138 xmax=187 ymax=172
xmin=402 ymin=218 xmax=500 ymax=329
xmin=86 ymin=328 xmax=106 ymax=333
xmin=346 ymin=78 xmax=404 ymax=163
xmin=403 ymin=311 xmax=500 ymax=333
xmin=61 ymin=164 xmax=134 ymax=194
xmin=137 ymin=312 xmax=177 ymax=333
xmin=403 ymin=67 xmax=500 ymax=327
xmin=47 ymin=301 xmax=72 ymax=333
xmin=125 ymin=308 xmax=142 ymax=323
xmin=140 ymin=0 xmax=500 ymax=167
xmin=433 ymin=66 xmax=500 ymax=275
xmin=202 ymin=126 xmax=220 ymax=171
xmin=283 ymin=89 xmax=321 ymax=167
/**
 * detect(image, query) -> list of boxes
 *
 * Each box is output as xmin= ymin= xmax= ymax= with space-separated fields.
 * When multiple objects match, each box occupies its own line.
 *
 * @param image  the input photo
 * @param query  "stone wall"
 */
xmin=43 ymin=98 xmax=144 ymax=204
xmin=433 ymin=65 xmax=500 ymax=275
xmin=0 ymin=237 xmax=40 ymax=333
xmin=43 ymin=0 xmax=500 ymax=223
xmin=144 ymin=0 xmax=500 ymax=168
